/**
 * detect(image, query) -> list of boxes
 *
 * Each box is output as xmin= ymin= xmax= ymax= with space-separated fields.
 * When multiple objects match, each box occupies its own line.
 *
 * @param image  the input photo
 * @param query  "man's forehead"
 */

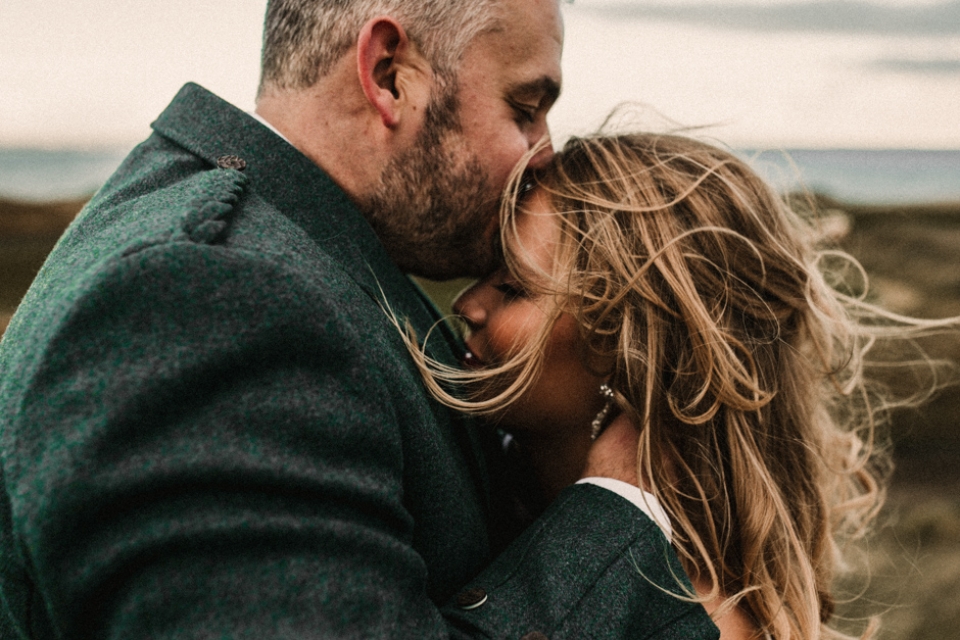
xmin=480 ymin=0 xmax=564 ymax=50
xmin=484 ymin=0 xmax=562 ymax=30
xmin=467 ymin=0 xmax=563 ymax=88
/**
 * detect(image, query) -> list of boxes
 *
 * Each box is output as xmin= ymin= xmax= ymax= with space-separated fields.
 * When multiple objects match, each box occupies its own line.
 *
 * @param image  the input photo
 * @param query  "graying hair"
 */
xmin=259 ymin=0 xmax=502 ymax=95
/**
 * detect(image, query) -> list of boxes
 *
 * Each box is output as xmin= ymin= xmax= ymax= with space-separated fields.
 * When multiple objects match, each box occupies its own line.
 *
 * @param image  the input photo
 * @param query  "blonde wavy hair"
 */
xmin=401 ymin=132 xmax=956 ymax=639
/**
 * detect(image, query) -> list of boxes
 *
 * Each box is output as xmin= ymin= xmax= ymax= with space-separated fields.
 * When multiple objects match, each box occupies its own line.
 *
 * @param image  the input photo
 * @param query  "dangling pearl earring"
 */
xmin=590 ymin=383 xmax=617 ymax=441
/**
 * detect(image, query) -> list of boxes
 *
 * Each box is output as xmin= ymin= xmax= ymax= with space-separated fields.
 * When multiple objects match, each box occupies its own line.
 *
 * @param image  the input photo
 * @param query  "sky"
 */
xmin=0 ymin=0 xmax=958 ymax=150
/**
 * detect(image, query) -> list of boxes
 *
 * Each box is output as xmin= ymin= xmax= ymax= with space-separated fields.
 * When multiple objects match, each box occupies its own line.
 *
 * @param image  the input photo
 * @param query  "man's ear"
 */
xmin=357 ymin=17 xmax=417 ymax=129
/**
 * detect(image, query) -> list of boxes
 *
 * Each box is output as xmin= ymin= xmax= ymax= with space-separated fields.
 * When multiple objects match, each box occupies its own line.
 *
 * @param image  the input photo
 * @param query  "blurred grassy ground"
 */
xmin=2 ymin=195 xmax=959 ymax=638
xmin=0 ymin=197 xmax=86 ymax=333
xmin=834 ymin=200 xmax=960 ymax=483
xmin=825 ymin=198 xmax=960 ymax=638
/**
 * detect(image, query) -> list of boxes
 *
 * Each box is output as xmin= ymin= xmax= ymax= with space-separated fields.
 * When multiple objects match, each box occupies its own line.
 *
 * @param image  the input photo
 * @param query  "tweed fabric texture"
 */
xmin=0 ymin=84 xmax=718 ymax=640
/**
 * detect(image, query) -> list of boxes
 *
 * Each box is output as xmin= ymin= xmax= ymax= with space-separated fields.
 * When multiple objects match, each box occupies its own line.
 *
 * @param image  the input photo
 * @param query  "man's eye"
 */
xmin=511 ymin=103 xmax=536 ymax=124
xmin=494 ymin=282 xmax=527 ymax=301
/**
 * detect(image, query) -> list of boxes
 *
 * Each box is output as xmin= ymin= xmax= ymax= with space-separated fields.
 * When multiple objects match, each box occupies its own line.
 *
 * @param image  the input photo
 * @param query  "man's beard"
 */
xmin=358 ymin=86 xmax=500 ymax=280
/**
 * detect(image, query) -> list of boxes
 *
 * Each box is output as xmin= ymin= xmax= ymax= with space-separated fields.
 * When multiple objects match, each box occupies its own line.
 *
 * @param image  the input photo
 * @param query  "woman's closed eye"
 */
xmin=494 ymin=281 xmax=528 ymax=302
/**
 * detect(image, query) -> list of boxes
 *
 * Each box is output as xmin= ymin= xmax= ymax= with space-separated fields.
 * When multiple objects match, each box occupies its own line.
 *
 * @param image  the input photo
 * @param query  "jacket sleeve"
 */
xmin=445 ymin=484 xmax=719 ymax=640
xmin=2 ymin=240 xmax=716 ymax=640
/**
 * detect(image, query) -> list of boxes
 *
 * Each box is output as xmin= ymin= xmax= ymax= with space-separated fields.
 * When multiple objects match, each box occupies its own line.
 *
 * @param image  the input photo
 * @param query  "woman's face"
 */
xmin=452 ymin=190 xmax=608 ymax=436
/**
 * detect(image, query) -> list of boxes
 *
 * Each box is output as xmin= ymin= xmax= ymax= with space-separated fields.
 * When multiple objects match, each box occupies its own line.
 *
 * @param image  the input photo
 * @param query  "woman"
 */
xmin=401 ymin=132 xmax=953 ymax=639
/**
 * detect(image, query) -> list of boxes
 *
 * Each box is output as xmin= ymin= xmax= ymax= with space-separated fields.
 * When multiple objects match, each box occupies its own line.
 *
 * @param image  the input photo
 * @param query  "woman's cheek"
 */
xmin=490 ymin=307 xmax=546 ymax=360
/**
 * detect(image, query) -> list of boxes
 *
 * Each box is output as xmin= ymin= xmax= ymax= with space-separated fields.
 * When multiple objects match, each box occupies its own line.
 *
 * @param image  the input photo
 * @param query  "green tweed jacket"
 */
xmin=0 ymin=84 xmax=718 ymax=640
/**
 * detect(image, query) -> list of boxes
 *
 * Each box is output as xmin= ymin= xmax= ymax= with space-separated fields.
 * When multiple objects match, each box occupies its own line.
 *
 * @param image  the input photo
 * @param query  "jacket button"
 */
xmin=216 ymin=155 xmax=247 ymax=171
xmin=521 ymin=633 xmax=548 ymax=640
xmin=455 ymin=587 xmax=488 ymax=610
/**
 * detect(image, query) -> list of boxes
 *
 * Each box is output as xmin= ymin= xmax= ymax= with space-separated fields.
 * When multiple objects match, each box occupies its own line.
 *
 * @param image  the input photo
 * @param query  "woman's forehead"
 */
xmin=508 ymin=189 xmax=561 ymax=276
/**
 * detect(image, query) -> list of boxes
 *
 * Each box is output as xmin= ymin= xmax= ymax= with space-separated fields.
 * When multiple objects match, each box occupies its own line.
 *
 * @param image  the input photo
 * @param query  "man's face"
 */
xmin=362 ymin=0 xmax=563 ymax=280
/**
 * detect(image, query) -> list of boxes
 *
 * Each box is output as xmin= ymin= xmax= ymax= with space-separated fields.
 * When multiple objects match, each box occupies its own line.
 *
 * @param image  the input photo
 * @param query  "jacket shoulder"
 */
xmin=168 ymin=165 xmax=249 ymax=246
xmin=76 ymin=139 xmax=252 ymax=254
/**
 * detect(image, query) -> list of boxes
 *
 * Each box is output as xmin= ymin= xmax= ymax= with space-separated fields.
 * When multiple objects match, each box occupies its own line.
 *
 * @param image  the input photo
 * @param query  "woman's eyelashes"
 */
xmin=494 ymin=281 xmax=528 ymax=302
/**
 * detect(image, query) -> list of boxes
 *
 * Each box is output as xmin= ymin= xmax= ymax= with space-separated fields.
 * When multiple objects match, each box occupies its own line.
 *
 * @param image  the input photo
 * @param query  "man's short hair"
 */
xmin=259 ymin=0 xmax=502 ymax=95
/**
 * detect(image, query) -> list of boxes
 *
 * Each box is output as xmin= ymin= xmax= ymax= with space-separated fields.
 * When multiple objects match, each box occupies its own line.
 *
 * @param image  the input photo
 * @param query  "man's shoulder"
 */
xmin=0 ymin=152 xmax=401 ymax=422
xmin=61 ymin=134 xmax=317 ymax=269
xmin=2 ymin=136 xmax=366 ymax=351
xmin=79 ymin=134 xmax=251 ymax=244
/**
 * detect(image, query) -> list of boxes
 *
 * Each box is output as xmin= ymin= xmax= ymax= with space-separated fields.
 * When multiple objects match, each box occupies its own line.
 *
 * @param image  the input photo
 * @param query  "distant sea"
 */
xmin=1 ymin=147 xmax=959 ymax=205
xmin=0 ymin=148 xmax=130 ymax=202
xmin=738 ymin=149 xmax=960 ymax=205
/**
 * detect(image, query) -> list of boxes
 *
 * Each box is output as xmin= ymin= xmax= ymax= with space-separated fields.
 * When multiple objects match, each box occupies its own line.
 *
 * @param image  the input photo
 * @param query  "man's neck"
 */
xmin=255 ymin=80 xmax=384 ymax=204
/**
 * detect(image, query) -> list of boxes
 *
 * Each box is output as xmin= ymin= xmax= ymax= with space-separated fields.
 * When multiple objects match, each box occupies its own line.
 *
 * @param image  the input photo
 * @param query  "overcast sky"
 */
xmin=1 ymin=0 xmax=958 ymax=149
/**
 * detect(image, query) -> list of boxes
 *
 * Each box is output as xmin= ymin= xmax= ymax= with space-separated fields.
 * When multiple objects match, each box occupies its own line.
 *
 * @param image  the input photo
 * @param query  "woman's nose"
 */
xmin=452 ymin=283 xmax=488 ymax=330
xmin=526 ymin=133 xmax=554 ymax=171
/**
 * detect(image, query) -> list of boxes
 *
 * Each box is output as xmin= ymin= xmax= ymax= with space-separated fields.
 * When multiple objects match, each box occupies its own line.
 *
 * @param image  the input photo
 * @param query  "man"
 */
xmin=0 ymin=1 xmax=718 ymax=638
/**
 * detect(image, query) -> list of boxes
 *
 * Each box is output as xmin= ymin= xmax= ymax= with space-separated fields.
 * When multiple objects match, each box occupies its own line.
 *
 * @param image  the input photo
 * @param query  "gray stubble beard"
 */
xmin=358 ymin=83 xmax=501 ymax=281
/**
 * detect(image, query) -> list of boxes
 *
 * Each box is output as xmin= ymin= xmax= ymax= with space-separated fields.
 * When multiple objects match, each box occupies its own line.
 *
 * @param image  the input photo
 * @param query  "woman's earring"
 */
xmin=590 ymin=383 xmax=617 ymax=441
